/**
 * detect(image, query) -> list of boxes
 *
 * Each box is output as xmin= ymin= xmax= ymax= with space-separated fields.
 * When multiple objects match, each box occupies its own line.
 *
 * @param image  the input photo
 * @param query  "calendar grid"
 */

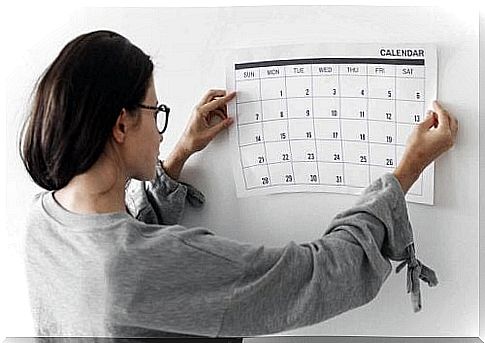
xmin=234 ymin=56 xmax=429 ymax=197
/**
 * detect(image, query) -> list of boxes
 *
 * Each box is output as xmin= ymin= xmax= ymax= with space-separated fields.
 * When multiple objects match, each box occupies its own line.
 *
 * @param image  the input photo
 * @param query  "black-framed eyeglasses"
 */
xmin=137 ymin=103 xmax=170 ymax=134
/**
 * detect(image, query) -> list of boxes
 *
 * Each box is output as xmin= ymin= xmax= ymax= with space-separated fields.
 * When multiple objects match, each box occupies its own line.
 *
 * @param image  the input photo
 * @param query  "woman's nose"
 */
xmin=159 ymin=133 xmax=164 ymax=143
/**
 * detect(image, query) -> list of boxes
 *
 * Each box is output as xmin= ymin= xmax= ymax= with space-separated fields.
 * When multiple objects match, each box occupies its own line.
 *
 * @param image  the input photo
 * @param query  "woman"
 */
xmin=20 ymin=30 xmax=457 ymax=338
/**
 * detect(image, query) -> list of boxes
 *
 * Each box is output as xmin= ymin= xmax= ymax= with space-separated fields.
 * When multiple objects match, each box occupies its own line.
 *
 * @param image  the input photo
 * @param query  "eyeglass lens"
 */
xmin=156 ymin=112 xmax=167 ymax=133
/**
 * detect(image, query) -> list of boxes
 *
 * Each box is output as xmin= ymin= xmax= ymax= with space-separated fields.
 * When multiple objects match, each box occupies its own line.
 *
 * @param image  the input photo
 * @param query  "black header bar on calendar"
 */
xmin=234 ymin=57 xmax=425 ymax=69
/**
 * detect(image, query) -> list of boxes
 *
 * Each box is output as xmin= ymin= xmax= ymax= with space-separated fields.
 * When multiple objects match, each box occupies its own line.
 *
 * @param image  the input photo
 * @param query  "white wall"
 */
xmin=3 ymin=6 xmax=478 ymax=337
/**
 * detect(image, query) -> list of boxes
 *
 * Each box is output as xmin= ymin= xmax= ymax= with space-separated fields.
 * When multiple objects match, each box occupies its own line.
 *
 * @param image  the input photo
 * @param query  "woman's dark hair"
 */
xmin=19 ymin=30 xmax=154 ymax=190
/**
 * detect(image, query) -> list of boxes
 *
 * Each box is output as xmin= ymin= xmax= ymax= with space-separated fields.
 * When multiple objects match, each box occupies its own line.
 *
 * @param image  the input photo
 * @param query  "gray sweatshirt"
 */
xmin=24 ymin=161 xmax=437 ymax=337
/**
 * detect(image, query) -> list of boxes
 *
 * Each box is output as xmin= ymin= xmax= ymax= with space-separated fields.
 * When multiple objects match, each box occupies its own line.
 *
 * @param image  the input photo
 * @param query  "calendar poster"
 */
xmin=226 ymin=44 xmax=437 ymax=204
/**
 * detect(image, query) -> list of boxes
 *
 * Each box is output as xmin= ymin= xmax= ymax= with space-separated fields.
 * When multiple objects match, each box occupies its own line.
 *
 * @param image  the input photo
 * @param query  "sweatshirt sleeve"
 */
xmin=217 ymin=173 xmax=437 ymax=336
xmin=125 ymin=160 xmax=205 ymax=225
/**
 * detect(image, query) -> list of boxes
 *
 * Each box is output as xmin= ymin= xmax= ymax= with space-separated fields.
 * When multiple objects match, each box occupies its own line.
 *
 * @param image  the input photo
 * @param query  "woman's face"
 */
xmin=125 ymin=78 xmax=162 ymax=181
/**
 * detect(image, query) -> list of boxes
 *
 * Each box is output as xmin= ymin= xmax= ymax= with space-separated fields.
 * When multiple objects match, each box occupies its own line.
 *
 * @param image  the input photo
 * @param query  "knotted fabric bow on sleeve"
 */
xmin=395 ymin=243 xmax=439 ymax=312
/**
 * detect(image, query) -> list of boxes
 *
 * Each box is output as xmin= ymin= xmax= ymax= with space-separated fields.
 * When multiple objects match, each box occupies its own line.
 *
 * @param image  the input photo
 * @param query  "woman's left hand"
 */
xmin=163 ymin=89 xmax=235 ymax=180
xmin=178 ymin=89 xmax=236 ymax=156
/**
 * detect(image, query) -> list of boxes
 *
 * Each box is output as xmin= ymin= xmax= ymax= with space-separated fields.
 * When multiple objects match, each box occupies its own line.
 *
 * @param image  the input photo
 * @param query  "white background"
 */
xmin=2 ymin=4 xmax=479 ymax=338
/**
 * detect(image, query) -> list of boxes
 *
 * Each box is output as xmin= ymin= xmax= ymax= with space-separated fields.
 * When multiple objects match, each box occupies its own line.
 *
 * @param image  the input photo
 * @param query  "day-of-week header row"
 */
xmin=235 ymin=64 xmax=425 ymax=81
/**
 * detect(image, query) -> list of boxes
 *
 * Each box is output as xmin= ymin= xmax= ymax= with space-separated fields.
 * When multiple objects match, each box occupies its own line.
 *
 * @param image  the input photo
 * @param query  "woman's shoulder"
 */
xmin=26 ymin=190 xmax=52 ymax=222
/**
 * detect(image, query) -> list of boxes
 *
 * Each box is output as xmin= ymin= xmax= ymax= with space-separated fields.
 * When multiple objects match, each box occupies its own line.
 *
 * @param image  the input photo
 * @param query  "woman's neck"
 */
xmin=53 ymin=155 xmax=127 ymax=215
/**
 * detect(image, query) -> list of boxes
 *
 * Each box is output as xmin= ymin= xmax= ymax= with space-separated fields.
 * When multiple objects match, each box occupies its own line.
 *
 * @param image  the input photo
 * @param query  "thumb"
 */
xmin=208 ymin=117 xmax=234 ymax=138
xmin=418 ymin=111 xmax=437 ymax=131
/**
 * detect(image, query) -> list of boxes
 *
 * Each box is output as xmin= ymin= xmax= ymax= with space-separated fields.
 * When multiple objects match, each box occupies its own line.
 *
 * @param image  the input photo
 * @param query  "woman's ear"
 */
xmin=112 ymin=109 xmax=130 ymax=144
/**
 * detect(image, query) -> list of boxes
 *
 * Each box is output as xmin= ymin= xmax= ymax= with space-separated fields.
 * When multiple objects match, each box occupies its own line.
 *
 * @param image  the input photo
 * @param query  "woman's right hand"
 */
xmin=393 ymin=100 xmax=458 ymax=193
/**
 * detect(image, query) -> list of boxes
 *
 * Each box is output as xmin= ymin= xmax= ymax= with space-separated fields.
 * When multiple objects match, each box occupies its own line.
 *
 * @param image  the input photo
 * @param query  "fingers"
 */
xmin=438 ymin=101 xmax=459 ymax=138
xmin=433 ymin=100 xmax=459 ymax=141
xmin=198 ymin=89 xmax=227 ymax=107
xmin=213 ymin=108 xmax=226 ymax=121
xmin=208 ymin=117 xmax=234 ymax=138
xmin=418 ymin=111 xmax=438 ymax=131
xmin=200 ymin=91 xmax=236 ymax=113
xmin=450 ymin=113 xmax=458 ymax=138
xmin=207 ymin=109 xmax=226 ymax=124
xmin=432 ymin=100 xmax=452 ymax=131
xmin=430 ymin=100 xmax=458 ymax=150
xmin=432 ymin=100 xmax=446 ymax=113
